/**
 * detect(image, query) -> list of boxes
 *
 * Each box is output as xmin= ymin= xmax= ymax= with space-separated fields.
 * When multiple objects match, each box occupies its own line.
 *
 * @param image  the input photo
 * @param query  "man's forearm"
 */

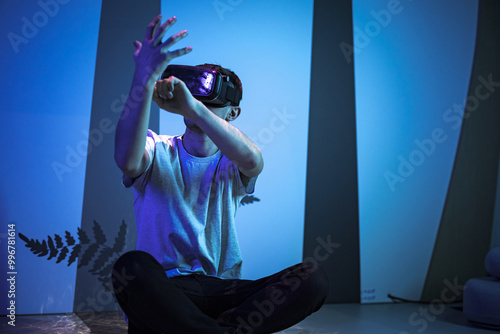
xmin=192 ymin=105 xmax=263 ymax=177
xmin=114 ymin=73 xmax=155 ymax=174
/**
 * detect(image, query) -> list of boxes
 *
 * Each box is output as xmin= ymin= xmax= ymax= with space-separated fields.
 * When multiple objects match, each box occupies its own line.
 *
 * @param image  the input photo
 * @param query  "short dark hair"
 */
xmin=196 ymin=63 xmax=243 ymax=104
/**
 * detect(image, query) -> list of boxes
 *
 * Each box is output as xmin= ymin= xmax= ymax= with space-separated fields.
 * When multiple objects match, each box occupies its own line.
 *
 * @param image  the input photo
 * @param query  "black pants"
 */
xmin=111 ymin=250 xmax=329 ymax=334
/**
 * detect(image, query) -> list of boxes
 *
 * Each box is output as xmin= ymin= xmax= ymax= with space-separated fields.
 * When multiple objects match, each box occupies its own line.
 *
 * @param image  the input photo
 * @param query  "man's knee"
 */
xmin=294 ymin=262 xmax=329 ymax=310
xmin=111 ymin=250 xmax=152 ymax=293
xmin=308 ymin=264 xmax=329 ymax=305
xmin=114 ymin=250 xmax=153 ymax=270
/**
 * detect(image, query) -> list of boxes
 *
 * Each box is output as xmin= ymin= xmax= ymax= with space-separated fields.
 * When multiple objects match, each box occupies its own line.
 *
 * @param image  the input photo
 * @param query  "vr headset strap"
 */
xmin=225 ymin=86 xmax=241 ymax=106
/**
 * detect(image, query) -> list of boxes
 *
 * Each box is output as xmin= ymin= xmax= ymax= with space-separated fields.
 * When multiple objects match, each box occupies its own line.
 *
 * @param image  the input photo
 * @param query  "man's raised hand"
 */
xmin=153 ymin=76 xmax=202 ymax=118
xmin=133 ymin=14 xmax=192 ymax=86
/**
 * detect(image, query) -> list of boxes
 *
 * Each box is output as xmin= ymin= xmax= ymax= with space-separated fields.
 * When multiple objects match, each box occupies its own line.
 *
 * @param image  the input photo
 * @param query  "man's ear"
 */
xmin=226 ymin=106 xmax=241 ymax=122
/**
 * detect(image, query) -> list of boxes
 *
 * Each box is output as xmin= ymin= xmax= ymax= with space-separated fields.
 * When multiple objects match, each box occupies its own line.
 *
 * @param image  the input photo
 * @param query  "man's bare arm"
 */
xmin=192 ymin=105 xmax=263 ymax=178
xmin=153 ymin=77 xmax=263 ymax=177
xmin=114 ymin=14 xmax=192 ymax=178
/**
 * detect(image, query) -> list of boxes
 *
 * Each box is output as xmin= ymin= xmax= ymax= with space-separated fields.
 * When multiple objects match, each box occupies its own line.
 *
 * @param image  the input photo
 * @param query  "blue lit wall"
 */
xmin=1 ymin=0 xmax=489 ymax=316
xmin=353 ymin=0 xmax=478 ymax=302
xmin=160 ymin=0 xmax=315 ymax=279
xmin=0 ymin=0 xmax=101 ymax=314
xmin=0 ymin=0 xmax=313 ymax=315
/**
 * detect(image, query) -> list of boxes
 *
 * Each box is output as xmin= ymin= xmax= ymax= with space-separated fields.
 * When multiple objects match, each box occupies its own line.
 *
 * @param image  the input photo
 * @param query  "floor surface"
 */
xmin=0 ymin=303 xmax=496 ymax=333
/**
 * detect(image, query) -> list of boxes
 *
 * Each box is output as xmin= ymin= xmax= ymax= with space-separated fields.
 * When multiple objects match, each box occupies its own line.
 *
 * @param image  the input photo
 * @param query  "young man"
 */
xmin=112 ymin=14 xmax=328 ymax=334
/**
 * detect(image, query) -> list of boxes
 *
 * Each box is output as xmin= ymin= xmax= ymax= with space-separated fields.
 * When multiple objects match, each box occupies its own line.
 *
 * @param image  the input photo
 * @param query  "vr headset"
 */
xmin=161 ymin=65 xmax=242 ymax=107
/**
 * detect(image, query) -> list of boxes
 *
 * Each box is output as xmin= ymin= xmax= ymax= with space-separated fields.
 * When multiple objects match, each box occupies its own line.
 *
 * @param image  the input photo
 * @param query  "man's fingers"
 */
xmin=153 ymin=89 xmax=170 ymax=104
xmin=133 ymin=40 xmax=141 ymax=49
xmin=153 ymin=16 xmax=177 ymax=45
xmin=166 ymin=46 xmax=193 ymax=60
xmin=145 ymin=14 xmax=162 ymax=40
xmin=152 ymin=87 xmax=160 ymax=102
xmin=161 ymin=30 xmax=188 ymax=51
xmin=133 ymin=41 xmax=142 ymax=56
xmin=154 ymin=89 xmax=173 ymax=100
xmin=155 ymin=79 xmax=176 ymax=99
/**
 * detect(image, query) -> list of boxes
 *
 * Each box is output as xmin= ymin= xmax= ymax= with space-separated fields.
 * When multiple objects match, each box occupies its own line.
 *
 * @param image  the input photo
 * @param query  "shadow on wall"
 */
xmin=16 ymin=194 xmax=260 ymax=291
xmin=19 ymin=220 xmax=126 ymax=292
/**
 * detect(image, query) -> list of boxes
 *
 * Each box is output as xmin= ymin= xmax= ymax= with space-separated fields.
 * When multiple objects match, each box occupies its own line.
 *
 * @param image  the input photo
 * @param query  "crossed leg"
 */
xmin=111 ymin=250 xmax=329 ymax=334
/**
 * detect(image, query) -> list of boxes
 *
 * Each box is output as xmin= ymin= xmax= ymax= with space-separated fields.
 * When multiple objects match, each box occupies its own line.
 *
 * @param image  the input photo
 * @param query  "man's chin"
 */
xmin=183 ymin=117 xmax=203 ymax=133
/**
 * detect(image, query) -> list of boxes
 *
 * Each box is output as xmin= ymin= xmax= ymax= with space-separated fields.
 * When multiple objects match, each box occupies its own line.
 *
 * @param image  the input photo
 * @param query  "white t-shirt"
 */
xmin=123 ymin=130 xmax=256 ymax=279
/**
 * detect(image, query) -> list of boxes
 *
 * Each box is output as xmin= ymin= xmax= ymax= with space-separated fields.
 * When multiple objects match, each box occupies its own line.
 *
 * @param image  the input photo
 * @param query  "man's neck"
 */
xmin=182 ymin=128 xmax=219 ymax=157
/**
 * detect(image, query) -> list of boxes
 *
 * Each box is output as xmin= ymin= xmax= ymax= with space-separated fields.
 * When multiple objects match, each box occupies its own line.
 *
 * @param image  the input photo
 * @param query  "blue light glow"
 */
xmin=354 ymin=0 xmax=479 ymax=302
xmin=0 ymin=0 xmax=102 ymax=314
xmin=161 ymin=0 xmax=314 ymax=279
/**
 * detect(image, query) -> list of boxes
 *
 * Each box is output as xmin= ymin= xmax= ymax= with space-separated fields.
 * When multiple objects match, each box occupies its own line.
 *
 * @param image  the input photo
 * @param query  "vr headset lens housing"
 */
xmin=162 ymin=65 xmax=241 ymax=107
xmin=173 ymin=70 xmax=215 ymax=97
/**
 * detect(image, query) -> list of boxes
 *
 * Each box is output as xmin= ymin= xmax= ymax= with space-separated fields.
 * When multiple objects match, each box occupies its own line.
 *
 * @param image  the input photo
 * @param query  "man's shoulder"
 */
xmin=147 ymin=129 xmax=181 ymax=147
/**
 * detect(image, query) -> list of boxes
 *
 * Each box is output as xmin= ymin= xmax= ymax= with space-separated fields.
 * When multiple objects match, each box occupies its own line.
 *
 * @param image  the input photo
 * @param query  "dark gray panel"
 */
xmin=303 ymin=0 xmax=360 ymax=303
xmin=73 ymin=0 xmax=160 ymax=313
xmin=492 ymin=154 xmax=500 ymax=248
xmin=421 ymin=0 xmax=500 ymax=301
